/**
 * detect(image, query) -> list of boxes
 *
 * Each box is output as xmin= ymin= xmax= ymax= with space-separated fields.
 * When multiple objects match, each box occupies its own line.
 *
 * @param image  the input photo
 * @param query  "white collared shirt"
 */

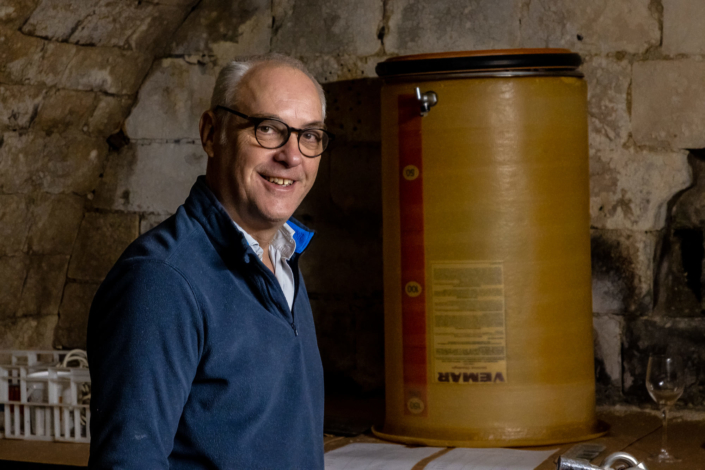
xmin=232 ymin=220 xmax=297 ymax=310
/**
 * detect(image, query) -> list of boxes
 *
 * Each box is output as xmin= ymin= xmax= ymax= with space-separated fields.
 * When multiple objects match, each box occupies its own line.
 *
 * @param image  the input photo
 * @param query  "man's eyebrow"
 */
xmin=250 ymin=113 xmax=326 ymax=129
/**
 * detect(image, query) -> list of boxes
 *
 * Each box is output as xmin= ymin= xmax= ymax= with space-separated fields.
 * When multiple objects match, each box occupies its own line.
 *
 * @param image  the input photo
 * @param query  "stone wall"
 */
xmin=1 ymin=0 xmax=704 ymax=408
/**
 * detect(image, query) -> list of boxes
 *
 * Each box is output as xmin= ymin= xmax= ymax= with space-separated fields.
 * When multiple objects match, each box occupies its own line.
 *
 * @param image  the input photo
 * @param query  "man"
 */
xmin=87 ymin=54 xmax=331 ymax=469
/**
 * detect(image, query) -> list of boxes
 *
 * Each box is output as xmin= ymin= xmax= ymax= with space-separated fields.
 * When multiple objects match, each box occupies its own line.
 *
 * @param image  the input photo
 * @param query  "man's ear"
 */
xmin=199 ymin=110 xmax=217 ymax=158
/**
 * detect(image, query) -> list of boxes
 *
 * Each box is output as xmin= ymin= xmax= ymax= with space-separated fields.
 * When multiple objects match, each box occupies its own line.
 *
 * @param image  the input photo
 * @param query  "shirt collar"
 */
xmin=231 ymin=220 xmax=296 ymax=261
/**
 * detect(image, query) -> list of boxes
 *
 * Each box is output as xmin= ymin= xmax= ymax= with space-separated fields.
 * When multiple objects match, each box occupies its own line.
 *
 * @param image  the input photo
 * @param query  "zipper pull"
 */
xmin=291 ymin=322 xmax=298 ymax=336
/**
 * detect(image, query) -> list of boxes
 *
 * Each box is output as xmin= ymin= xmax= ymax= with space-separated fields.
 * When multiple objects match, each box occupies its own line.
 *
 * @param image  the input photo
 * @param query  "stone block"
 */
xmin=0 ymin=131 xmax=108 ymax=195
xmin=0 ymin=195 xmax=30 ymax=255
xmin=520 ymin=0 xmax=659 ymax=54
xmin=55 ymin=282 xmax=100 ymax=349
xmin=17 ymin=255 xmax=69 ymax=316
xmin=93 ymin=142 xmax=206 ymax=214
xmin=272 ymin=0 xmax=382 ymax=56
xmin=590 ymin=147 xmax=691 ymax=231
xmin=140 ymin=213 xmax=171 ymax=234
xmin=0 ymin=0 xmax=40 ymax=29
xmin=385 ymin=0 xmax=521 ymax=55
xmin=323 ymin=78 xmax=382 ymax=142
xmin=21 ymin=0 xmax=100 ymax=41
xmin=0 ymin=256 xmax=29 ymax=318
xmin=25 ymin=192 xmax=85 ymax=255
xmin=33 ymin=89 xmax=97 ymax=133
xmin=591 ymin=229 xmax=657 ymax=315
xmin=582 ymin=56 xmax=631 ymax=152
xmin=59 ymin=46 xmax=152 ymax=95
xmin=0 ymin=27 xmax=77 ymax=87
xmin=663 ymin=0 xmax=705 ymax=55
xmin=593 ymin=314 xmax=622 ymax=385
xmin=632 ymin=60 xmax=705 ymax=149
xmin=300 ymin=54 xmax=381 ymax=84
xmin=0 ymin=84 xmax=45 ymax=130
xmin=67 ymin=212 xmax=139 ymax=282
xmin=0 ymin=315 xmax=58 ymax=349
xmin=88 ymin=94 xmax=134 ymax=137
xmin=124 ymin=59 xmax=215 ymax=140
xmin=673 ymin=154 xmax=705 ymax=229
xmin=170 ymin=0 xmax=270 ymax=63
xmin=623 ymin=317 xmax=705 ymax=407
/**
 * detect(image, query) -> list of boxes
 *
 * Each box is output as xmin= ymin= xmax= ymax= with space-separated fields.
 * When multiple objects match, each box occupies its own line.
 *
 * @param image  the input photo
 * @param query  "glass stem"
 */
xmin=661 ymin=406 xmax=669 ymax=453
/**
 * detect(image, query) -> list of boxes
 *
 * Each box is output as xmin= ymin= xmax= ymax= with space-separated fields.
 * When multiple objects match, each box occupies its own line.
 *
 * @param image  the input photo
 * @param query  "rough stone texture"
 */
xmin=0 ymin=256 xmax=30 ymax=318
xmin=140 ymin=213 xmax=171 ymax=235
xmin=55 ymin=282 xmax=100 ymax=349
xmin=593 ymin=314 xmax=622 ymax=403
xmin=304 ymin=55 xmax=382 ymax=85
xmin=0 ymin=315 xmax=58 ymax=349
xmin=520 ymin=0 xmax=660 ymax=54
xmin=170 ymin=0 xmax=270 ymax=63
xmin=623 ymin=317 xmax=705 ymax=407
xmin=0 ymin=131 xmax=108 ymax=195
xmin=590 ymin=147 xmax=691 ymax=231
xmin=17 ymin=255 xmax=69 ymax=316
xmin=385 ymin=0 xmax=521 ymax=55
xmin=0 ymin=195 xmax=31 ymax=255
xmin=94 ymin=143 xmax=207 ymax=214
xmin=0 ymin=0 xmax=39 ymax=29
xmin=59 ymin=46 xmax=152 ymax=95
xmin=591 ymin=229 xmax=656 ymax=315
xmin=0 ymin=85 xmax=45 ymax=130
xmin=67 ymin=212 xmax=139 ymax=282
xmin=663 ymin=0 xmax=705 ymax=55
xmin=20 ymin=0 xmax=94 ymax=41
xmin=125 ymin=59 xmax=215 ymax=140
xmin=582 ymin=56 xmax=631 ymax=152
xmin=33 ymin=89 xmax=97 ymax=133
xmin=88 ymin=94 xmax=134 ymax=137
xmin=25 ymin=192 xmax=84 ymax=255
xmin=633 ymin=60 xmax=705 ymax=149
xmin=0 ymin=27 xmax=77 ymax=87
xmin=272 ymin=0 xmax=382 ymax=56
xmin=673 ymin=154 xmax=705 ymax=229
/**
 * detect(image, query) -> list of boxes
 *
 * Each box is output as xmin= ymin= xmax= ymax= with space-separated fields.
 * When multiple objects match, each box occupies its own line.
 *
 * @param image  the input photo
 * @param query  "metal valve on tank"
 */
xmin=556 ymin=451 xmax=649 ymax=470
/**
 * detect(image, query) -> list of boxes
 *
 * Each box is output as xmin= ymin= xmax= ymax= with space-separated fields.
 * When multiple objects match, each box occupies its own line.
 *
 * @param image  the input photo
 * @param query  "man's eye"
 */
xmin=302 ymin=130 xmax=323 ymax=142
xmin=259 ymin=125 xmax=274 ymax=133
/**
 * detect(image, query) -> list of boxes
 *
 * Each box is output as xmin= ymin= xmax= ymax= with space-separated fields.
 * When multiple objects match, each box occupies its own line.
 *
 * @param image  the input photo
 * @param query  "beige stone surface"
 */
xmin=582 ymin=56 xmax=631 ymax=152
xmin=21 ymin=0 xmax=99 ymax=41
xmin=590 ymin=147 xmax=691 ymax=230
xmin=0 ymin=27 xmax=77 ymax=87
xmin=17 ymin=255 xmax=69 ymax=316
xmin=55 ymin=282 xmax=100 ymax=349
xmin=94 ymin=143 xmax=206 ymax=213
xmin=520 ymin=0 xmax=659 ymax=54
xmin=0 ymin=315 xmax=57 ymax=349
xmin=385 ymin=0 xmax=521 ymax=55
xmin=632 ymin=60 xmax=705 ymax=149
xmin=0 ymin=131 xmax=107 ymax=194
xmin=25 ymin=192 xmax=85 ymax=255
xmin=663 ymin=0 xmax=705 ymax=55
xmin=0 ymin=84 xmax=45 ymax=130
xmin=593 ymin=314 xmax=622 ymax=386
xmin=0 ymin=255 xmax=30 ymax=318
xmin=67 ymin=212 xmax=138 ymax=282
xmin=0 ymin=0 xmax=39 ymax=29
xmin=0 ymin=195 xmax=30 ymax=255
xmin=170 ymin=0 xmax=270 ymax=63
xmin=124 ymin=59 xmax=215 ymax=140
xmin=59 ymin=46 xmax=152 ymax=95
xmin=272 ymin=0 xmax=382 ymax=56
xmin=88 ymin=94 xmax=134 ymax=137
xmin=33 ymin=89 xmax=97 ymax=133
xmin=301 ymin=54 xmax=382 ymax=84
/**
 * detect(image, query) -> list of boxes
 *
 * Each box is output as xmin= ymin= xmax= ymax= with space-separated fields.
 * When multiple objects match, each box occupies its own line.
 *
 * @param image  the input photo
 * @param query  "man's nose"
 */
xmin=274 ymin=132 xmax=303 ymax=166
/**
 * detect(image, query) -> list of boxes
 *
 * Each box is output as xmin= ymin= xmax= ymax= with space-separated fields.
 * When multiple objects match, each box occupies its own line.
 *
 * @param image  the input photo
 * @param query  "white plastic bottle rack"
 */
xmin=0 ymin=350 xmax=91 ymax=443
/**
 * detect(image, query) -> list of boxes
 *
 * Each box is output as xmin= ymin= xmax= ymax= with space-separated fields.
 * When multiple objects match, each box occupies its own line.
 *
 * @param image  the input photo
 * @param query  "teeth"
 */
xmin=266 ymin=176 xmax=293 ymax=186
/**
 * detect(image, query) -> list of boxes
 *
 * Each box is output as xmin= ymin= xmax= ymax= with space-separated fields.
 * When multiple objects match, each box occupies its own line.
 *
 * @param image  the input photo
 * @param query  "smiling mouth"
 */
xmin=262 ymin=175 xmax=294 ymax=187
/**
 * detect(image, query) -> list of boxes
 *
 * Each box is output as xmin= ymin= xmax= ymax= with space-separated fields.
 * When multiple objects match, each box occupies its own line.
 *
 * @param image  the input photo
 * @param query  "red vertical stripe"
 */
xmin=398 ymin=94 xmax=428 ymax=417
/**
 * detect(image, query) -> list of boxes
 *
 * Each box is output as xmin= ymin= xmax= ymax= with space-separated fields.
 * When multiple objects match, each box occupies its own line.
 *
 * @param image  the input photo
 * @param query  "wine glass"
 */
xmin=646 ymin=353 xmax=685 ymax=463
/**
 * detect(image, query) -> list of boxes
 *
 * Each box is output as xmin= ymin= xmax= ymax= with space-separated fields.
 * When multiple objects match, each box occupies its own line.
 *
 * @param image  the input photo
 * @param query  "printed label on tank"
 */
xmin=431 ymin=261 xmax=507 ymax=384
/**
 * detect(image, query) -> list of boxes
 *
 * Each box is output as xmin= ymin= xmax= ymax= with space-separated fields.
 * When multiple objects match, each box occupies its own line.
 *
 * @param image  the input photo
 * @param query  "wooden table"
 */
xmin=1 ymin=409 xmax=703 ymax=468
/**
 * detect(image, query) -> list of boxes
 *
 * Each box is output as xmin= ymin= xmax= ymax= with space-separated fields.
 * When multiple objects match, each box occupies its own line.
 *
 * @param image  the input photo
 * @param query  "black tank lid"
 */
xmin=376 ymin=48 xmax=582 ymax=77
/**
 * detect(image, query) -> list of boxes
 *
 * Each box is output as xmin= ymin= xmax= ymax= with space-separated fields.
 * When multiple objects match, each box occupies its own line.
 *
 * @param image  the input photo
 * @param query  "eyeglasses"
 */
xmin=216 ymin=106 xmax=334 ymax=158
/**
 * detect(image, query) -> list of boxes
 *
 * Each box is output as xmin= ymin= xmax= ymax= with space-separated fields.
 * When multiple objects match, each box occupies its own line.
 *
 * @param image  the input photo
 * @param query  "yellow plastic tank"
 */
xmin=373 ymin=49 xmax=607 ymax=447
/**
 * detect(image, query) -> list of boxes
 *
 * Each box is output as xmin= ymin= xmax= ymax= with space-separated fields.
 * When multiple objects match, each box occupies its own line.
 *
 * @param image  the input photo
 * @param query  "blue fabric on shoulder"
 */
xmin=287 ymin=218 xmax=315 ymax=254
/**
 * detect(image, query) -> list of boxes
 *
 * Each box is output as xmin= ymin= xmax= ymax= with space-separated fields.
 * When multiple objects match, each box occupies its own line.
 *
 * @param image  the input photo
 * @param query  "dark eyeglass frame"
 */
xmin=215 ymin=105 xmax=334 ymax=158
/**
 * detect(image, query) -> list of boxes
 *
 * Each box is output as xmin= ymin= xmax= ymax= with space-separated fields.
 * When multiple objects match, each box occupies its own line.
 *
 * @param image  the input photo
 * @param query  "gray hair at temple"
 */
xmin=210 ymin=53 xmax=326 ymax=120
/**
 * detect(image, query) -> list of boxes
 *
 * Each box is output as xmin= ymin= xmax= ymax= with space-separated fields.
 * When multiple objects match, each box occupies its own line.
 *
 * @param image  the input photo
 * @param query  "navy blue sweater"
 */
xmin=87 ymin=176 xmax=324 ymax=469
